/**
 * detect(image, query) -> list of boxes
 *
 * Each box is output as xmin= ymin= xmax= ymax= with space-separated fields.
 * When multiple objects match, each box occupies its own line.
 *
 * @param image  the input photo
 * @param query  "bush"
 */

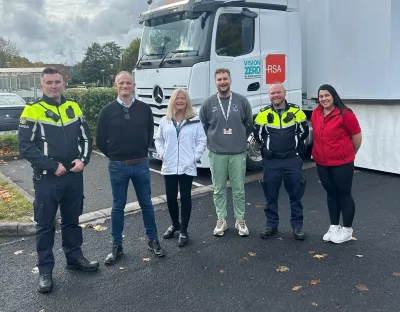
xmin=64 ymin=88 xmax=118 ymax=143
xmin=0 ymin=134 xmax=18 ymax=153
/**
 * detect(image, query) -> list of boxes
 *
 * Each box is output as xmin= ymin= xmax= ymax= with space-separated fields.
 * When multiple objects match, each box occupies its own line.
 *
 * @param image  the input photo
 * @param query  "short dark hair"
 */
xmin=215 ymin=68 xmax=231 ymax=78
xmin=41 ymin=67 xmax=60 ymax=77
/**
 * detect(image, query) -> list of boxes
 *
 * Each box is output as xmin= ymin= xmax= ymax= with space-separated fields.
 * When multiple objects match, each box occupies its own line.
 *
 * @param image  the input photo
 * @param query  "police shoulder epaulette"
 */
xmin=65 ymin=97 xmax=77 ymax=103
xmin=260 ymin=105 xmax=271 ymax=112
xmin=288 ymin=103 xmax=300 ymax=108
xmin=28 ymin=100 xmax=42 ymax=106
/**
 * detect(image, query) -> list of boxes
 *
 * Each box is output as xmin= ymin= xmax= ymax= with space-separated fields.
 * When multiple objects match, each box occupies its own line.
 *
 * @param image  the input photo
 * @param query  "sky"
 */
xmin=0 ymin=0 xmax=149 ymax=65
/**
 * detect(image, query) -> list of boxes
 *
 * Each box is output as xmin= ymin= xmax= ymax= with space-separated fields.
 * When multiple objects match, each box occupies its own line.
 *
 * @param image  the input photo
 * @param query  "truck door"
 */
xmin=209 ymin=7 xmax=261 ymax=111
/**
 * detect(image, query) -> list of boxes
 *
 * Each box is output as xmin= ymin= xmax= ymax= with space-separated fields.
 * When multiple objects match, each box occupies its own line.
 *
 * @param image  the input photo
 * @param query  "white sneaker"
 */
xmin=213 ymin=219 xmax=228 ymax=236
xmin=235 ymin=219 xmax=249 ymax=237
xmin=323 ymin=225 xmax=341 ymax=242
xmin=330 ymin=227 xmax=353 ymax=244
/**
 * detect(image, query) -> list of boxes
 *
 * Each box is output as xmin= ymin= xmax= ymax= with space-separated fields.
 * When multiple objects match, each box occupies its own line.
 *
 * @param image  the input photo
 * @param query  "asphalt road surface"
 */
xmin=0 ymin=167 xmax=399 ymax=312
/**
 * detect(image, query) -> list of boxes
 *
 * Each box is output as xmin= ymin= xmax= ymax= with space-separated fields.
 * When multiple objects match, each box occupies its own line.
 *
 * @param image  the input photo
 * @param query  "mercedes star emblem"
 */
xmin=153 ymin=85 xmax=164 ymax=104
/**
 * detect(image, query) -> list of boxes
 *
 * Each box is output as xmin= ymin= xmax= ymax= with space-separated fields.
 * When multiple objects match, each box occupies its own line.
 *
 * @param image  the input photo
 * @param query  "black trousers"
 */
xmin=316 ymin=162 xmax=355 ymax=227
xmin=33 ymin=172 xmax=84 ymax=274
xmin=164 ymin=174 xmax=194 ymax=233
xmin=261 ymin=155 xmax=306 ymax=229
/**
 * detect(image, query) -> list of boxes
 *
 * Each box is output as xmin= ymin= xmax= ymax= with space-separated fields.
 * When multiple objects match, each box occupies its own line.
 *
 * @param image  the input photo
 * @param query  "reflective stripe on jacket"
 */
xmin=18 ymin=95 xmax=92 ymax=173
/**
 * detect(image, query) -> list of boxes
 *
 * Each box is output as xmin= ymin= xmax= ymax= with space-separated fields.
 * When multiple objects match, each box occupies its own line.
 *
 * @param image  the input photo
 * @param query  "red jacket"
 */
xmin=311 ymin=105 xmax=361 ymax=166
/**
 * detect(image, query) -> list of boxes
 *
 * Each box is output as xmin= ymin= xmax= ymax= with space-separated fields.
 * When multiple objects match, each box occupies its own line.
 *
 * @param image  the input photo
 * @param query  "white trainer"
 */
xmin=323 ymin=225 xmax=341 ymax=242
xmin=330 ymin=227 xmax=353 ymax=244
xmin=213 ymin=219 xmax=228 ymax=236
xmin=235 ymin=219 xmax=249 ymax=237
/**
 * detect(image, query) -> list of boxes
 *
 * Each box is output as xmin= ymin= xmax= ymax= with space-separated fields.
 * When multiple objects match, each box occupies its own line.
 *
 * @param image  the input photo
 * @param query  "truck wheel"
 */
xmin=246 ymin=133 xmax=263 ymax=171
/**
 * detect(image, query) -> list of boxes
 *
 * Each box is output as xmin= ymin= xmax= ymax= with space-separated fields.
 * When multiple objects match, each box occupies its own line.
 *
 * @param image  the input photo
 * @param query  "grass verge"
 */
xmin=0 ymin=177 xmax=33 ymax=222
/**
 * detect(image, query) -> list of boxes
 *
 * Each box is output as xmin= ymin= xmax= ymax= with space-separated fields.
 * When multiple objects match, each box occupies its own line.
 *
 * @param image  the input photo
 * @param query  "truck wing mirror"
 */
xmin=241 ymin=8 xmax=258 ymax=19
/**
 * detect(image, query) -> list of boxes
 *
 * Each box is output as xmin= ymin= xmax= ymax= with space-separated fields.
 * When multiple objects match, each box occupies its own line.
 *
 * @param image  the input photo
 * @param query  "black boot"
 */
xmin=104 ymin=245 xmax=124 ymax=265
xmin=148 ymin=239 xmax=165 ymax=257
xmin=260 ymin=227 xmax=278 ymax=239
xmin=38 ymin=272 xmax=53 ymax=293
xmin=293 ymin=228 xmax=306 ymax=241
xmin=66 ymin=256 xmax=100 ymax=272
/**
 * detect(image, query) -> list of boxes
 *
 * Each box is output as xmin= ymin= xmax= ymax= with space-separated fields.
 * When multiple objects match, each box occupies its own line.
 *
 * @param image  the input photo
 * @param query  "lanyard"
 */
xmin=217 ymin=93 xmax=232 ymax=126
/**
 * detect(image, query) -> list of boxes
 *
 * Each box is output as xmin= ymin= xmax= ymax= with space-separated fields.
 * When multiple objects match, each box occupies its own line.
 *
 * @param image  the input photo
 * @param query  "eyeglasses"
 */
xmin=123 ymin=107 xmax=130 ymax=120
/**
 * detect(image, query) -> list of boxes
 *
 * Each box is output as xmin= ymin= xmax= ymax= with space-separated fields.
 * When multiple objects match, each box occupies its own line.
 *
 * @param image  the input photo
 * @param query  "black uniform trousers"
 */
xmin=33 ymin=171 xmax=84 ymax=274
xmin=261 ymin=155 xmax=306 ymax=229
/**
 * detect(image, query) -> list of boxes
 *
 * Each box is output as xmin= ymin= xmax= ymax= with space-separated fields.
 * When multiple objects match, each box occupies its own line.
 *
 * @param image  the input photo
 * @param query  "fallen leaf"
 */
xmin=246 ymin=203 xmax=251 ymax=206
xmin=220 ymin=269 xmax=225 ymax=273
xmin=276 ymin=265 xmax=289 ymax=272
xmin=14 ymin=250 xmax=24 ymax=255
xmin=292 ymin=286 xmax=302 ymax=291
xmin=31 ymin=251 xmax=38 ymax=257
xmin=32 ymin=267 xmax=39 ymax=274
xmin=248 ymin=252 xmax=257 ymax=257
xmin=119 ymin=267 xmax=125 ymax=270
xmin=355 ymin=255 xmax=363 ymax=258
xmin=142 ymin=258 xmax=151 ymax=262
xmin=356 ymin=284 xmax=368 ymax=291
xmin=308 ymin=250 xmax=316 ymax=254
xmin=254 ymin=205 xmax=262 ymax=209
xmin=354 ymin=170 xmax=360 ymax=173
xmin=313 ymin=254 xmax=328 ymax=259
xmin=311 ymin=302 xmax=318 ymax=307
xmin=239 ymin=257 xmax=249 ymax=263
xmin=277 ymin=237 xmax=283 ymax=241
xmin=310 ymin=279 xmax=321 ymax=285
xmin=80 ymin=224 xmax=87 ymax=228
xmin=393 ymin=272 xmax=400 ymax=277
xmin=93 ymin=225 xmax=107 ymax=231
xmin=39 ymin=310 xmax=45 ymax=312
xmin=351 ymin=236 xmax=357 ymax=241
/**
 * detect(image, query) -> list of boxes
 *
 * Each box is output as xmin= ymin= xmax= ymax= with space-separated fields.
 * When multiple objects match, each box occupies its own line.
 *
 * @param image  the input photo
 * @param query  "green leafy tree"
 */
xmin=120 ymin=38 xmax=141 ymax=73
xmin=80 ymin=42 xmax=121 ymax=84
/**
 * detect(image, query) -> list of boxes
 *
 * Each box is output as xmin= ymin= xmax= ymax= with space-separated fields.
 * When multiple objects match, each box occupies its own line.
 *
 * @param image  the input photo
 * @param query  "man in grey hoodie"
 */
xmin=199 ymin=68 xmax=253 ymax=237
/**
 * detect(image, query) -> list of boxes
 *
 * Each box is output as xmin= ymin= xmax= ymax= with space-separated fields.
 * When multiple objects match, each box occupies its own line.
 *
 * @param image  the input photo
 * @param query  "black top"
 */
xmin=96 ymin=99 xmax=154 ymax=161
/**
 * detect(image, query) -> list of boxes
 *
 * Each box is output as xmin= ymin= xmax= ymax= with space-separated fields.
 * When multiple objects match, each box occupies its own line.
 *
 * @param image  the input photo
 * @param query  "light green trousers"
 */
xmin=209 ymin=151 xmax=247 ymax=220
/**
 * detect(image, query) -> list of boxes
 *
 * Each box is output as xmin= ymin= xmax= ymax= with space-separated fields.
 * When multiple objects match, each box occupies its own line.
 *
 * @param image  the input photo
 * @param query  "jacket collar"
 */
xmin=317 ymin=104 xmax=340 ymax=117
xmin=41 ymin=94 xmax=67 ymax=106
xmin=271 ymin=100 xmax=289 ymax=113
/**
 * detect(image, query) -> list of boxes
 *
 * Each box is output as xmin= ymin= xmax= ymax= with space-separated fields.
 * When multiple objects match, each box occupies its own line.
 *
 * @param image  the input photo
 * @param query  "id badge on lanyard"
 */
xmin=217 ymin=94 xmax=233 ymax=135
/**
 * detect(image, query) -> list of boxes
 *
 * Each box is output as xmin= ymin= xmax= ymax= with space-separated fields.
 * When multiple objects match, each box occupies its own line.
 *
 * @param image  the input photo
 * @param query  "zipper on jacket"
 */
xmin=279 ymin=113 xmax=283 ymax=152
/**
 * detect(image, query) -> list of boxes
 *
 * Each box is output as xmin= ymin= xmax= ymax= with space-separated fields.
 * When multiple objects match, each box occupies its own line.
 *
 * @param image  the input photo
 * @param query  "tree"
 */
xmin=0 ymin=37 xmax=20 ymax=67
xmin=120 ymin=38 xmax=141 ymax=73
xmin=80 ymin=42 xmax=122 ymax=85
xmin=9 ymin=56 xmax=31 ymax=68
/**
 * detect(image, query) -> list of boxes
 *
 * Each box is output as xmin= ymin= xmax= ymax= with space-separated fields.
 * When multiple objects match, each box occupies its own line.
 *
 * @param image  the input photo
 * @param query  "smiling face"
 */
xmin=215 ymin=72 xmax=232 ymax=96
xmin=269 ymin=84 xmax=286 ymax=108
xmin=318 ymin=89 xmax=334 ymax=110
xmin=40 ymin=73 xmax=65 ymax=101
xmin=174 ymin=92 xmax=187 ymax=112
xmin=114 ymin=73 xmax=134 ymax=98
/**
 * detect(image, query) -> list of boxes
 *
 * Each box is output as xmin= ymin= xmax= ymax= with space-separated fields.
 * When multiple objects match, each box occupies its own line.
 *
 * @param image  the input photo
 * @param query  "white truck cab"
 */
xmin=135 ymin=0 xmax=302 ymax=170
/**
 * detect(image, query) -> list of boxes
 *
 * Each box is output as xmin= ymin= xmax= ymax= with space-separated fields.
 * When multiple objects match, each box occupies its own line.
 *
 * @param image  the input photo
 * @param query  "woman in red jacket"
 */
xmin=311 ymin=84 xmax=362 ymax=244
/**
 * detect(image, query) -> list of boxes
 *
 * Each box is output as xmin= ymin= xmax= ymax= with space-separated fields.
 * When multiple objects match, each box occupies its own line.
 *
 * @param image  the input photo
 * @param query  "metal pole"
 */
xmin=33 ymin=73 xmax=37 ymax=99
xmin=9 ymin=74 xmax=12 ymax=93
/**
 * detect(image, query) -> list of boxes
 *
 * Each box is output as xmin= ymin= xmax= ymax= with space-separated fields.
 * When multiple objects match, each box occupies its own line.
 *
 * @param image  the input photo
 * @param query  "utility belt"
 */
xmin=262 ymin=148 xmax=297 ymax=160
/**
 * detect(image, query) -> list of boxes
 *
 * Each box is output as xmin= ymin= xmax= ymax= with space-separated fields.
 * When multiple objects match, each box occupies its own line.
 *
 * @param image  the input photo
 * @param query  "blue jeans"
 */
xmin=108 ymin=159 xmax=158 ymax=245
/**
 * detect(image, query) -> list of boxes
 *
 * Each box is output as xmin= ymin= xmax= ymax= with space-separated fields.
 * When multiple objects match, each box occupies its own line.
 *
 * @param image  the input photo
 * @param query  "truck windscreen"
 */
xmin=138 ymin=11 xmax=211 ymax=68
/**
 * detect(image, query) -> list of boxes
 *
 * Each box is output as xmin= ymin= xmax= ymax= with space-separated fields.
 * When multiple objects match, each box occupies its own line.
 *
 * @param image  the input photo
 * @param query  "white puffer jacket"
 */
xmin=155 ymin=115 xmax=207 ymax=176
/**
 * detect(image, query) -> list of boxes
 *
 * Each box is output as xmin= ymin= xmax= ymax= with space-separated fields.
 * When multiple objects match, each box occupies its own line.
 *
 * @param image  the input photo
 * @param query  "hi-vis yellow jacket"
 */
xmin=18 ymin=94 xmax=92 ymax=174
xmin=253 ymin=101 xmax=309 ymax=154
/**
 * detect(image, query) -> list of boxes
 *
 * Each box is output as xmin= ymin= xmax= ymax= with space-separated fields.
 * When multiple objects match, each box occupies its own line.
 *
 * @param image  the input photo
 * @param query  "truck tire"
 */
xmin=246 ymin=132 xmax=263 ymax=171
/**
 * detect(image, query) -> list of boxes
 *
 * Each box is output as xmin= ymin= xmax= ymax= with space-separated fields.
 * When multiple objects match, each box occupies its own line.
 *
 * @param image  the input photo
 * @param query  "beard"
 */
xmin=217 ymin=85 xmax=231 ymax=97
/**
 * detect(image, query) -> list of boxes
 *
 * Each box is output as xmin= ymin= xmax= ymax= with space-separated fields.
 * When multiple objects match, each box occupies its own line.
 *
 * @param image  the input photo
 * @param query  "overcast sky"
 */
xmin=0 ymin=0 xmax=149 ymax=65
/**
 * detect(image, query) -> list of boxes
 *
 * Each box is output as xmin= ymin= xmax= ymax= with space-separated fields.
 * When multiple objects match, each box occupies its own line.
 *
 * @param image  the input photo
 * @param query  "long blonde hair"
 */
xmin=166 ymin=89 xmax=196 ymax=121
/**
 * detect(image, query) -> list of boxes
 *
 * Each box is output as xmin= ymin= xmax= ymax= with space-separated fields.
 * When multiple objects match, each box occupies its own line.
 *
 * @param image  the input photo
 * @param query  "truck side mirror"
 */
xmin=241 ymin=8 xmax=258 ymax=19
xmin=186 ymin=10 xmax=201 ymax=20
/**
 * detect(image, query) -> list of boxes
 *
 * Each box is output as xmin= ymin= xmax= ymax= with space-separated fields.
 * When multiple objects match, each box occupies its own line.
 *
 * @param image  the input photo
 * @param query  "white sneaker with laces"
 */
xmin=330 ymin=227 xmax=353 ymax=244
xmin=323 ymin=225 xmax=341 ymax=242
xmin=213 ymin=219 xmax=228 ymax=236
xmin=235 ymin=219 xmax=249 ymax=236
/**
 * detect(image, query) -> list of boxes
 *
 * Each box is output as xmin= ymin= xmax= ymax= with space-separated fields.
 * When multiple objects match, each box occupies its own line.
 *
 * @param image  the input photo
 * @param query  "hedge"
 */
xmin=64 ymin=88 xmax=118 ymax=143
xmin=0 ymin=134 xmax=18 ymax=153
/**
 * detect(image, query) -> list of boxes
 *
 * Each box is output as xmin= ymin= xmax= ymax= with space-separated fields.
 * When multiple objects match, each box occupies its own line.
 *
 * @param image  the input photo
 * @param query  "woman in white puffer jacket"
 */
xmin=155 ymin=89 xmax=206 ymax=247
